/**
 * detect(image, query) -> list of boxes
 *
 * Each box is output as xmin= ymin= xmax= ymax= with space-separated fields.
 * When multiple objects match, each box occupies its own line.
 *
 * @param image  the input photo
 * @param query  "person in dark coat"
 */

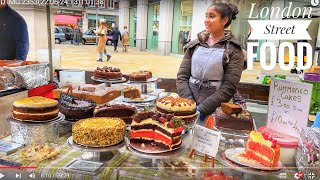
xmin=0 ymin=2 xmax=29 ymax=60
xmin=177 ymin=3 xmax=245 ymax=119
xmin=73 ymin=26 xmax=81 ymax=45
xmin=110 ymin=27 xmax=121 ymax=53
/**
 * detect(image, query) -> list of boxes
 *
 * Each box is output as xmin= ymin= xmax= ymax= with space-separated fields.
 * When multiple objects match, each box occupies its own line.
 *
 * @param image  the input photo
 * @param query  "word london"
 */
xmin=247 ymin=2 xmax=313 ymax=71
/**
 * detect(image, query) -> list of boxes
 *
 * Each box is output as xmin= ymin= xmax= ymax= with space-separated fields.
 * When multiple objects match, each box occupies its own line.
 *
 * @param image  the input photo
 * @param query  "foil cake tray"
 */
xmin=7 ymin=114 xmax=64 ymax=145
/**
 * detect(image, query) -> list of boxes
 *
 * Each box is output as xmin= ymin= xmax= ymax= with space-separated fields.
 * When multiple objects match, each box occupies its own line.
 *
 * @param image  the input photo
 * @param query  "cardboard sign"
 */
xmin=267 ymin=79 xmax=312 ymax=138
xmin=191 ymin=125 xmax=221 ymax=157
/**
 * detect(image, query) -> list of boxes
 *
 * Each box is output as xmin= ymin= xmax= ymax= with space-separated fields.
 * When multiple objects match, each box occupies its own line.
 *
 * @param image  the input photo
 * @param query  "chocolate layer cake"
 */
xmin=130 ymin=111 xmax=184 ymax=150
xmin=59 ymin=94 xmax=96 ymax=120
xmin=215 ymin=107 xmax=254 ymax=131
xmin=93 ymin=66 xmax=122 ymax=79
xmin=123 ymin=87 xmax=141 ymax=99
xmin=93 ymin=103 xmax=136 ymax=124
xmin=12 ymin=96 xmax=59 ymax=121
xmin=129 ymin=70 xmax=152 ymax=81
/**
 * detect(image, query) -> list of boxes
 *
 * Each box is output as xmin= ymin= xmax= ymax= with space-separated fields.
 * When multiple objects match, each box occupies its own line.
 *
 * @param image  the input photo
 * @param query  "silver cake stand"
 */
xmin=127 ymin=129 xmax=193 ymax=169
xmin=127 ymin=77 xmax=160 ymax=94
xmin=68 ymin=136 xmax=127 ymax=162
xmin=91 ymin=76 xmax=127 ymax=87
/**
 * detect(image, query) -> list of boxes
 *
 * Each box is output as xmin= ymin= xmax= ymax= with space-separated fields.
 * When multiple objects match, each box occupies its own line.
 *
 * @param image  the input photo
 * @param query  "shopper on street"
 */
xmin=110 ymin=27 xmax=121 ymax=53
xmin=95 ymin=19 xmax=111 ymax=62
xmin=73 ymin=26 xmax=81 ymax=45
xmin=121 ymin=26 xmax=130 ymax=52
xmin=0 ymin=1 xmax=29 ymax=60
xmin=177 ymin=3 xmax=245 ymax=119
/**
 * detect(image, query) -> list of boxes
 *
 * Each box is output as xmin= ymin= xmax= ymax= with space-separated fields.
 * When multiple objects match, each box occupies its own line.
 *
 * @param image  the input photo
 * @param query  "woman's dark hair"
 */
xmin=210 ymin=3 xmax=239 ymax=27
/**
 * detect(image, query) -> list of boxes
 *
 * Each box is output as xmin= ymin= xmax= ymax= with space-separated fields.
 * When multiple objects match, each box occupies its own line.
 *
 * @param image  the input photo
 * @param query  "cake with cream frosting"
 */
xmin=72 ymin=117 xmax=126 ymax=147
xmin=130 ymin=111 xmax=184 ymax=150
xmin=239 ymin=131 xmax=280 ymax=167
xmin=12 ymin=96 xmax=59 ymax=121
xmin=156 ymin=96 xmax=197 ymax=124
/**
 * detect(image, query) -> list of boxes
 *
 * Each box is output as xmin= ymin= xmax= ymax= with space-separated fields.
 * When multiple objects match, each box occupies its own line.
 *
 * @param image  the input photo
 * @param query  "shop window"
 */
xmin=108 ymin=0 xmax=114 ymax=9
xmin=171 ymin=0 xmax=193 ymax=54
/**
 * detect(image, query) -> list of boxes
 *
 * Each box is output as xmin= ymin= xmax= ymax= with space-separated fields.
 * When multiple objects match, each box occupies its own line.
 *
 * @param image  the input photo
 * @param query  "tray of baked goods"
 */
xmin=122 ymin=87 xmax=158 ymax=103
xmin=91 ymin=66 xmax=127 ymax=83
xmin=127 ymin=70 xmax=159 ymax=83
xmin=53 ymin=83 xmax=127 ymax=104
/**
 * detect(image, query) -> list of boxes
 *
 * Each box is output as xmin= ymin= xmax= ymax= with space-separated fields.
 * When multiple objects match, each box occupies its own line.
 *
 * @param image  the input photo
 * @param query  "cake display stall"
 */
xmin=0 ymin=65 xmax=319 ymax=180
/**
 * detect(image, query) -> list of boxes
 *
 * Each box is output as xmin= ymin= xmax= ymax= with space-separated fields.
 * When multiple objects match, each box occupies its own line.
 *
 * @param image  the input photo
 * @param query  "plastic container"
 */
xmin=258 ymin=126 xmax=299 ymax=165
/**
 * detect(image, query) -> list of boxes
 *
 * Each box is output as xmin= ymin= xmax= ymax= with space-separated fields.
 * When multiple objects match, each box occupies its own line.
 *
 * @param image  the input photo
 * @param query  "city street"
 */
xmin=57 ymin=42 xmax=289 ymax=82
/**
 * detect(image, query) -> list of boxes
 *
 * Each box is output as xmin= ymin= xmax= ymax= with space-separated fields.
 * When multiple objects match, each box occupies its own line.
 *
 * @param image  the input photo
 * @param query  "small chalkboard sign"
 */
xmin=191 ymin=124 xmax=221 ymax=157
xmin=267 ymin=79 xmax=312 ymax=138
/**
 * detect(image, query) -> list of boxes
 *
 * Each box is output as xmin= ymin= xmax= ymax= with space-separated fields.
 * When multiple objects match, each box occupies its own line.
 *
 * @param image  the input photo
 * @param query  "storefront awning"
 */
xmin=54 ymin=15 xmax=82 ymax=25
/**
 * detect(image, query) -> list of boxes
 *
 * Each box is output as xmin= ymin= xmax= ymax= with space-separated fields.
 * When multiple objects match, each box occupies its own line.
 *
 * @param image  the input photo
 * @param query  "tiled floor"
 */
xmin=57 ymin=43 xmax=290 ymax=83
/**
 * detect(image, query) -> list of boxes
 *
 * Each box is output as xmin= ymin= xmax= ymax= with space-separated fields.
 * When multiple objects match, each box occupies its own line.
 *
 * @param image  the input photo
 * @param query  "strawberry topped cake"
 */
xmin=130 ymin=111 xmax=184 ymax=150
xmin=239 ymin=131 xmax=280 ymax=167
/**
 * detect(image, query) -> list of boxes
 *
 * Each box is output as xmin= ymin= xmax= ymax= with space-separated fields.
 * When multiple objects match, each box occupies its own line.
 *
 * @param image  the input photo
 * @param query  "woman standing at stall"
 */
xmin=176 ymin=3 xmax=245 ymax=118
xmin=96 ymin=19 xmax=111 ymax=62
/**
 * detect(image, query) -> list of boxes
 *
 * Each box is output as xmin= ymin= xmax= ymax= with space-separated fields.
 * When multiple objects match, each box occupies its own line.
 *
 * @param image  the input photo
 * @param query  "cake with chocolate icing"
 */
xmin=12 ymin=96 xmax=59 ymax=121
xmin=93 ymin=103 xmax=136 ymax=124
xmin=130 ymin=111 xmax=184 ymax=150
xmin=215 ymin=103 xmax=254 ymax=131
xmin=93 ymin=66 xmax=122 ymax=79
xmin=129 ymin=70 xmax=152 ymax=81
xmin=123 ymin=87 xmax=141 ymax=99
xmin=73 ymin=117 xmax=126 ymax=147
xmin=156 ymin=96 xmax=197 ymax=124
xmin=59 ymin=93 xmax=96 ymax=120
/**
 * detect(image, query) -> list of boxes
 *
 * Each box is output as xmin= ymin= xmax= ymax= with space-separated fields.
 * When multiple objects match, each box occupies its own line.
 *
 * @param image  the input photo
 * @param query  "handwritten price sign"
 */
xmin=191 ymin=125 xmax=221 ymax=157
xmin=267 ymin=79 xmax=312 ymax=138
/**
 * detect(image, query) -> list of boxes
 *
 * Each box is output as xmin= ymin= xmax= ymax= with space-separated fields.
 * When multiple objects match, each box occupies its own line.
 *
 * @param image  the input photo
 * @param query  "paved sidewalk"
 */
xmin=57 ymin=44 xmax=289 ymax=82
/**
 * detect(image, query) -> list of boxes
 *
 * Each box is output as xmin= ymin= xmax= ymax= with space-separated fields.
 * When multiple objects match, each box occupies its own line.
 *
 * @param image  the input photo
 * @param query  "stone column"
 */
xmin=119 ymin=0 xmax=130 ymax=32
xmin=190 ymin=1 xmax=209 ymax=40
xmin=83 ymin=13 xmax=89 ymax=32
xmin=136 ymin=0 xmax=148 ymax=51
xmin=158 ymin=0 xmax=174 ymax=55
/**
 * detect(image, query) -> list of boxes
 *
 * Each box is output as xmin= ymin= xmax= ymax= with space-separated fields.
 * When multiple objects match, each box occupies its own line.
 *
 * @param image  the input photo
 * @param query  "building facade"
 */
xmin=119 ymin=0 xmax=320 ymax=62
xmin=54 ymin=0 xmax=120 ymax=32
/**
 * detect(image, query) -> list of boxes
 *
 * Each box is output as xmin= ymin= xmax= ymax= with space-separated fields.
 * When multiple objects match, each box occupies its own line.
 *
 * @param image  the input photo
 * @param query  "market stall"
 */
xmin=0 ymin=65 xmax=319 ymax=180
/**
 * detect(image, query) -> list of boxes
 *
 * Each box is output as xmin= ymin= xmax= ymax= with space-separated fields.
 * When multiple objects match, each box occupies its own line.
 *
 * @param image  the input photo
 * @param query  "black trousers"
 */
xmin=113 ymin=40 xmax=118 ymax=51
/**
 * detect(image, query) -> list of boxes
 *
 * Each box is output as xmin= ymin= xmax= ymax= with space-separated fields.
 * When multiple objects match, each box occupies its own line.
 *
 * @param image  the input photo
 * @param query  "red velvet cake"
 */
xmin=130 ymin=111 xmax=184 ymax=150
xmin=239 ymin=131 xmax=280 ymax=167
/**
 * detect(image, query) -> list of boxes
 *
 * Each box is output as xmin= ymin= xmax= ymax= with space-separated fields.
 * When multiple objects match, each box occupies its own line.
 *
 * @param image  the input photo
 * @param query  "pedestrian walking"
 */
xmin=110 ymin=27 xmax=121 ymax=53
xmin=73 ymin=26 xmax=81 ymax=45
xmin=95 ymin=19 xmax=111 ymax=62
xmin=121 ymin=26 xmax=130 ymax=52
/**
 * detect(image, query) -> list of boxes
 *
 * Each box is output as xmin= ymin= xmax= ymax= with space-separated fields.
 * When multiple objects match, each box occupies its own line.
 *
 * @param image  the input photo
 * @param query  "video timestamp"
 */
xmin=40 ymin=173 xmax=70 ymax=179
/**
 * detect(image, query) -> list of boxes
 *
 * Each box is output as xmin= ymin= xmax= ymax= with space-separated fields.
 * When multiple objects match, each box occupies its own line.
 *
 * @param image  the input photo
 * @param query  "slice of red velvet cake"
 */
xmin=239 ymin=131 xmax=281 ymax=167
xmin=130 ymin=111 xmax=184 ymax=150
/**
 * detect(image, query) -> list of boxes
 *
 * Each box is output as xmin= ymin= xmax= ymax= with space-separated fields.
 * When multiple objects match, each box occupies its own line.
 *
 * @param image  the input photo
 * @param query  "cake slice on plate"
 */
xmin=239 ymin=131 xmax=280 ymax=167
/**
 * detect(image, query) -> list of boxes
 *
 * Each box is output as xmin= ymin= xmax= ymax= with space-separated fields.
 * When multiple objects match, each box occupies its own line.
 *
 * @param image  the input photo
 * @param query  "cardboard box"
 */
xmin=53 ymin=89 xmax=121 ymax=104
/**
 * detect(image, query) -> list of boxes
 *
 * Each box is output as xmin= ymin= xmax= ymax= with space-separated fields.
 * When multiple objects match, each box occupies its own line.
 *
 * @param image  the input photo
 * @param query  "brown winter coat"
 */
xmin=96 ymin=25 xmax=107 ymax=53
xmin=176 ymin=30 xmax=245 ymax=116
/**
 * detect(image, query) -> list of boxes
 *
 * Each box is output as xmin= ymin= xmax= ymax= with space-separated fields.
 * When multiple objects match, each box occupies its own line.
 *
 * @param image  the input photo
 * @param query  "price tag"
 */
xmin=0 ymin=141 xmax=23 ymax=155
xmin=67 ymin=159 xmax=103 ymax=173
xmin=267 ymin=79 xmax=312 ymax=138
xmin=191 ymin=124 xmax=221 ymax=157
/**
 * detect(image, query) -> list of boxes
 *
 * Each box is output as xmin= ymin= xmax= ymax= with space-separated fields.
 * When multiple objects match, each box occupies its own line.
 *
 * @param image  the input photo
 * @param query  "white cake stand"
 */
xmin=127 ymin=77 xmax=160 ymax=94
xmin=91 ymin=76 xmax=127 ymax=87
xmin=126 ymin=129 xmax=193 ymax=169
xmin=68 ymin=136 xmax=127 ymax=162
